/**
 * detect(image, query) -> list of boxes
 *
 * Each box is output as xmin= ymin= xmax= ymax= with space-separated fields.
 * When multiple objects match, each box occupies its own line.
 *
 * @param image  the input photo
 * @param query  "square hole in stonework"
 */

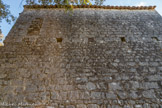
xmin=120 ymin=37 xmax=126 ymax=42
xmin=56 ymin=38 xmax=63 ymax=42
xmin=151 ymin=37 xmax=159 ymax=41
xmin=88 ymin=37 xmax=94 ymax=43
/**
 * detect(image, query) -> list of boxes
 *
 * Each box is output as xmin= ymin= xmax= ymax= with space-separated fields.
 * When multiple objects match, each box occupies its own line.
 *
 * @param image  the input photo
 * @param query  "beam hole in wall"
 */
xmin=120 ymin=37 xmax=126 ymax=42
xmin=88 ymin=37 xmax=94 ymax=43
xmin=151 ymin=37 xmax=159 ymax=41
xmin=56 ymin=38 xmax=63 ymax=43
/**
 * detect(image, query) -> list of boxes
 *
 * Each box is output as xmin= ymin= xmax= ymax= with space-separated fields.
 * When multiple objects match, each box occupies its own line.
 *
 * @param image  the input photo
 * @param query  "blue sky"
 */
xmin=1 ymin=0 xmax=162 ymax=37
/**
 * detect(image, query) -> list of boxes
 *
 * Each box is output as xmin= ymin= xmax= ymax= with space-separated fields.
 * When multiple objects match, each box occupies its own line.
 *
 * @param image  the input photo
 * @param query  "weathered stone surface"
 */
xmin=77 ymin=104 xmax=87 ymax=108
xmin=135 ymin=105 xmax=142 ymax=108
xmin=129 ymin=91 xmax=138 ymax=99
xmin=109 ymin=82 xmax=122 ymax=90
xmin=87 ymin=104 xmax=99 ymax=108
xmin=143 ymin=103 xmax=151 ymax=108
xmin=91 ymin=92 xmax=101 ymax=99
xmin=142 ymin=90 xmax=156 ymax=98
xmin=66 ymin=105 xmax=75 ymax=108
xmin=0 ymin=6 xmax=162 ymax=107
xmin=106 ymin=92 xmax=117 ymax=99
xmin=86 ymin=82 xmax=96 ymax=90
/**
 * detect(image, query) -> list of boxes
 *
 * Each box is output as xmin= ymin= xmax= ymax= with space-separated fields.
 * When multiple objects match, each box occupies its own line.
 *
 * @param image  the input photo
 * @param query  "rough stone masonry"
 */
xmin=0 ymin=5 xmax=162 ymax=108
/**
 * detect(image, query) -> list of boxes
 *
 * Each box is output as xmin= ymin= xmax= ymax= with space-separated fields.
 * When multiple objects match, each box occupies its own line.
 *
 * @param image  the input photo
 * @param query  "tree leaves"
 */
xmin=0 ymin=0 xmax=16 ymax=33
xmin=25 ymin=0 xmax=100 ymax=6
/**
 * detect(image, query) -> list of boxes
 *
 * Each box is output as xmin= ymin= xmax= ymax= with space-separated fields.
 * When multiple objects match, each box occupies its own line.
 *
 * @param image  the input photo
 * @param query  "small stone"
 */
xmin=150 ymin=62 xmax=159 ymax=66
xmin=66 ymin=105 xmax=75 ymax=108
xmin=87 ymin=104 xmax=99 ymax=108
xmin=128 ymin=100 xmax=136 ymax=105
xmin=129 ymin=91 xmax=138 ymax=99
xmin=143 ymin=103 xmax=151 ymax=108
xmin=128 ymin=62 xmax=136 ymax=66
xmin=0 ymin=74 xmax=7 ymax=78
xmin=97 ymin=82 xmax=107 ymax=89
xmin=25 ymin=84 xmax=37 ymax=92
xmin=91 ymin=92 xmax=101 ymax=99
xmin=142 ymin=90 xmax=156 ymax=98
xmin=130 ymin=68 xmax=136 ymax=72
xmin=149 ymin=67 xmax=156 ymax=73
xmin=59 ymin=105 xmax=65 ymax=108
xmin=69 ymin=91 xmax=79 ymax=99
xmin=147 ymin=75 xmax=162 ymax=81
xmin=47 ymin=106 xmax=55 ymax=108
xmin=114 ymin=59 xmax=120 ymax=63
xmin=112 ymin=63 xmax=118 ymax=66
xmin=135 ymin=105 xmax=142 ymax=108
xmin=141 ymin=82 xmax=159 ymax=89
xmin=51 ymin=92 xmax=60 ymax=100
xmin=106 ymin=92 xmax=117 ymax=99
xmin=86 ymin=82 xmax=96 ymax=90
xmin=151 ymin=104 xmax=159 ymax=108
xmin=107 ymin=105 xmax=111 ymax=108
xmin=130 ymin=81 xmax=139 ymax=90
xmin=77 ymin=104 xmax=87 ymax=108
xmin=80 ymin=91 xmax=90 ymax=99
xmin=62 ymin=85 xmax=74 ymax=91
xmin=89 ymin=76 xmax=98 ymax=81
xmin=109 ymin=82 xmax=122 ymax=90
xmin=139 ymin=62 xmax=148 ymax=66
xmin=117 ymin=91 xmax=127 ymax=99
xmin=112 ymin=105 xmax=122 ymax=108
xmin=109 ymin=69 xmax=118 ymax=73
xmin=60 ymin=92 xmax=67 ymax=100
xmin=103 ymin=76 xmax=112 ymax=81
xmin=78 ymin=84 xmax=86 ymax=90
xmin=76 ymin=77 xmax=88 ymax=83
xmin=123 ymin=105 xmax=133 ymax=108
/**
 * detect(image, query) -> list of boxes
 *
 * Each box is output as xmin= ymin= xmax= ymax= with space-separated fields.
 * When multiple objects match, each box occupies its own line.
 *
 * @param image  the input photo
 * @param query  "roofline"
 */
xmin=24 ymin=5 xmax=156 ymax=10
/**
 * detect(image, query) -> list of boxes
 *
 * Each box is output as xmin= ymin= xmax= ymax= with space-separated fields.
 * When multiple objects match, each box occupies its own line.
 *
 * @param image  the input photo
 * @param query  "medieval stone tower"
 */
xmin=0 ymin=5 xmax=162 ymax=108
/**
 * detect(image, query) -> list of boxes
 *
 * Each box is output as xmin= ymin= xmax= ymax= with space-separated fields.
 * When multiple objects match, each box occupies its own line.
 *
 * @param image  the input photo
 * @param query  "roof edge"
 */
xmin=24 ymin=5 xmax=156 ymax=10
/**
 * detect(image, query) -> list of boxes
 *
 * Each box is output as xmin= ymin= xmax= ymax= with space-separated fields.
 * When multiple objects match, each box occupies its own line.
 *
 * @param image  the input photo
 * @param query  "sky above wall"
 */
xmin=1 ymin=0 xmax=162 ymax=37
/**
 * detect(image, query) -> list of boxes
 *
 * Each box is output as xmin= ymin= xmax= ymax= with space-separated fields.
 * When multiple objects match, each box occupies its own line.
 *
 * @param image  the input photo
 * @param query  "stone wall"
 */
xmin=0 ymin=8 xmax=162 ymax=108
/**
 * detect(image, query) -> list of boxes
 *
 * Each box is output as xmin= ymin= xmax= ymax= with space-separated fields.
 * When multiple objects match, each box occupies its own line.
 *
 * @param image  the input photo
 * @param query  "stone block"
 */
xmin=142 ymin=90 xmax=156 ymax=98
xmin=135 ymin=105 xmax=142 ymax=108
xmin=77 ymin=104 xmax=87 ymax=108
xmin=91 ymin=92 xmax=101 ymax=99
xmin=66 ymin=105 xmax=75 ymax=108
xmin=106 ymin=92 xmax=117 ymax=99
xmin=87 ymin=104 xmax=99 ymax=108
xmin=86 ymin=82 xmax=96 ymax=90
xmin=117 ymin=91 xmax=127 ymax=99
xmin=143 ymin=103 xmax=151 ymax=108
xmin=51 ymin=92 xmax=60 ymax=100
xmin=109 ymin=82 xmax=122 ymax=90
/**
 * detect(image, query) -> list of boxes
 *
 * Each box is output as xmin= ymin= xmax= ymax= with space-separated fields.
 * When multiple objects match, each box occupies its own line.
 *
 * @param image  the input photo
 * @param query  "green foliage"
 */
xmin=25 ymin=0 xmax=106 ymax=7
xmin=25 ymin=0 xmax=105 ymax=12
xmin=0 ymin=0 xmax=15 ymax=33
xmin=25 ymin=0 xmax=93 ymax=5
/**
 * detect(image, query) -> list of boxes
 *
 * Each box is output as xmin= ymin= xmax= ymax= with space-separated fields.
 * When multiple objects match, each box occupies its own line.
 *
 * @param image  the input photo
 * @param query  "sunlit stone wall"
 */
xmin=0 ymin=7 xmax=162 ymax=108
